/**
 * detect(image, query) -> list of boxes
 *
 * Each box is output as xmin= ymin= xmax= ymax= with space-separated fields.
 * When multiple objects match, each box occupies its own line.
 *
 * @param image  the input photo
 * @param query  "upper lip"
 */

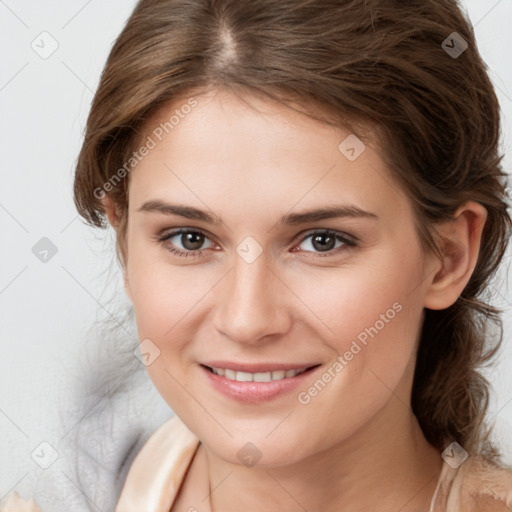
xmin=201 ymin=361 xmax=320 ymax=373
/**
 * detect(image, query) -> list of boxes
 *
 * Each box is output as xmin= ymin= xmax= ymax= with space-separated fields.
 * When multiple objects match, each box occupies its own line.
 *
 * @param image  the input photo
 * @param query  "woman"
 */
xmin=4 ymin=0 xmax=511 ymax=510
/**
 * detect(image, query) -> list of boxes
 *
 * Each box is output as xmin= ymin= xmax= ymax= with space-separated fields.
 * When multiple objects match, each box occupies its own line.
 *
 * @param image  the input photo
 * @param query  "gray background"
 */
xmin=1 ymin=1 xmax=511 ymax=510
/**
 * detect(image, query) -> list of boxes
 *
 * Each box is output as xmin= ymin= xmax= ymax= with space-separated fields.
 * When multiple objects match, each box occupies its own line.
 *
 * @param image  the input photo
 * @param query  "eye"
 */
xmin=158 ymin=229 xmax=215 ymax=257
xmin=293 ymin=230 xmax=357 ymax=256
xmin=156 ymin=228 xmax=357 ymax=259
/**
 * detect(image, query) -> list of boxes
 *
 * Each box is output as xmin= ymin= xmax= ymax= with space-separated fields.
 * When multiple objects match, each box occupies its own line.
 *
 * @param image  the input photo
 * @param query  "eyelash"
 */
xmin=156 ymin=228 xmax=358 ymax=259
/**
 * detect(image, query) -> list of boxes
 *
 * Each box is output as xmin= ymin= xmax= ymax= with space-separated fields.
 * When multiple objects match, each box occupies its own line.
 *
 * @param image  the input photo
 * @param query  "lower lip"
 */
xmin=201 ymin=365 xmax=319 ymax=403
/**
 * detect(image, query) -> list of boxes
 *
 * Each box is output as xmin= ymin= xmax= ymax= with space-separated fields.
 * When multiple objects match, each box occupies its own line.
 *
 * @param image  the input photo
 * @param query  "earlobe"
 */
xmin=423 ymin=201 xmax=487 ymax=310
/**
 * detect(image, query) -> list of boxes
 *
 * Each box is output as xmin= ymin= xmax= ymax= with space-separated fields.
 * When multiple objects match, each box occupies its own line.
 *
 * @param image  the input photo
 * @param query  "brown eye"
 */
xmin=296 ymin=230 xmax=356 ymax=255
xmin=311 ymin=233 xmax=336 ymax=252
xmin=180 ymin=231 xmax=206 ymax=250
xmin=159 ymin=229 xmax=215 ymax=256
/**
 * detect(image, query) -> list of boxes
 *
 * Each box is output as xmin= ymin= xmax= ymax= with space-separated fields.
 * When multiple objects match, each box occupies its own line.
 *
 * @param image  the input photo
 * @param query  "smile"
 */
xmin=201 ymin=363 xmax=321 ymax=403
xmin=209 ymin=367 xmax=307 ymax=382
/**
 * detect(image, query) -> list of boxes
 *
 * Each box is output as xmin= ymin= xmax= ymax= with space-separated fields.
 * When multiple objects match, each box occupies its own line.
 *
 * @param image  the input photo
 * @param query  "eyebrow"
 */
xmin=137 ymin=200 xmax=378 ymax=225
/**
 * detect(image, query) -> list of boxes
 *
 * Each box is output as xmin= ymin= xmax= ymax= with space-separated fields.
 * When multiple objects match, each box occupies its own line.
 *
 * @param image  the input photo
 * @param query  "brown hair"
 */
xmin=74 ymin=0 xmax=511 ymax=458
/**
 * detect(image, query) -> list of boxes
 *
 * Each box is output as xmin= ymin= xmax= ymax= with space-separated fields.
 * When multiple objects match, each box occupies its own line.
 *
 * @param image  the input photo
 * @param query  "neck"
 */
xmin=203 ymin=391 xmax=442 ymax=512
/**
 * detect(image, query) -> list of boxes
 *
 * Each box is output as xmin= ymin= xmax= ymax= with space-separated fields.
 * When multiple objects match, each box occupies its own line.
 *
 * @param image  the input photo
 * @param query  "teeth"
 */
xmin=211 ymin=367 xmax=306 ymax=381
xmin=236 ymin=371 xmax=253 ymax=382
xmin=225 ymin=369 xmax=236 ymax=380
xmin=254 ymin=372 xmax=271 ymax=382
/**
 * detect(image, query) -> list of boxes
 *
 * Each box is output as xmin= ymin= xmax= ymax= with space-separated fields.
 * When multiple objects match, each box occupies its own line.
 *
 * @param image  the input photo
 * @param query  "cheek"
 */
xmin=125 ymin=231 xmax=213 ymax=337
xmin=286 ymin=242 xmax=425 ymax=354
xmin=288 ymin=242 xmax=426 ymax=414
xmin=286 ymin=261 xmax=425 ymax=452
xmin=125 ymin=249 xmax=216 ymax=409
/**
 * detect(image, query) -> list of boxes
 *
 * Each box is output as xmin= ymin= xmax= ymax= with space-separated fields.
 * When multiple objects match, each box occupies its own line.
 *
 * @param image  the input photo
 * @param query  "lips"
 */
xmin=201 ymin=362 xmax=320 ymax=402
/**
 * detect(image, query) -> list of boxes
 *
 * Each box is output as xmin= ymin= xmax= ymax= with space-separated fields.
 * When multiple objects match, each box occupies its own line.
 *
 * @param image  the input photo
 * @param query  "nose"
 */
xmin=212 ymin=252 xmax=292 ymax=345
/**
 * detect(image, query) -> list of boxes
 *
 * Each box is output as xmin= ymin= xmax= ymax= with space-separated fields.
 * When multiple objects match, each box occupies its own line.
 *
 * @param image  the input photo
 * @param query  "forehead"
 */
xmin=127 ymin=88 xmax=410 ymax=224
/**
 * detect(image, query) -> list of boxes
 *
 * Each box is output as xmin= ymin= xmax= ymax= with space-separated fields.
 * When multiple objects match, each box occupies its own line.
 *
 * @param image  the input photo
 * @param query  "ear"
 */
xmin=423 ymin=201 xmax=487 ymax=310
xmin=101 ymin=195 xmax=121 ymax=229
xmin=101 ymin=196 xmax=133 ymax=302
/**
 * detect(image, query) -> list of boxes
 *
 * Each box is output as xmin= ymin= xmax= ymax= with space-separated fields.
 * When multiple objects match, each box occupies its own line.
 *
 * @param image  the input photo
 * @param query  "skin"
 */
xmin=103 ymin=87 xmax=487 ymax=511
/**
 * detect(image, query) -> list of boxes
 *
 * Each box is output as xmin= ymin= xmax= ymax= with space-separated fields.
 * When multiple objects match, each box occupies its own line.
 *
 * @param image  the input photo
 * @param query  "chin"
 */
xmin=196 ymin=422 xmax=317 ymax=469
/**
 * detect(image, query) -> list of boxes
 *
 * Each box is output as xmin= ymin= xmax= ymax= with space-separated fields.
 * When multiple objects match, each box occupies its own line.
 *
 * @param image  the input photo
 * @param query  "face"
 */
xmin=123 ymin=88 xmax=434 ymax=467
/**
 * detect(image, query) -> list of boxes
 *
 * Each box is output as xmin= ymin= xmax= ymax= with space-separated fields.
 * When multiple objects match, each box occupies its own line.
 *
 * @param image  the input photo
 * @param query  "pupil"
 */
xmin=182 ymin=232 xmax=204 ymax=250
xmin=312 ymin=233 xmax=335 ymax=252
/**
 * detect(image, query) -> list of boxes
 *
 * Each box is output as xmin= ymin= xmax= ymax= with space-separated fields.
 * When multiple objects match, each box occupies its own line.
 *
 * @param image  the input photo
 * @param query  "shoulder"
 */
xmin=0 ymin=493 xmax=42 ymax=512
xmin=115 ymin=415 xmax=200 ymax=512
xmin=451 ymin=456 xmax=512 ymax=511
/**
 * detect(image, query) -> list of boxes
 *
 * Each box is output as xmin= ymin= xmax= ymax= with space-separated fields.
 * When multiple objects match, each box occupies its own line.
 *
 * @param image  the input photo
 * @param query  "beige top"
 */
xmin=114 ymin=415 xmax=512 ymax=512
xmin=3 ymin=416 xmax=511 ymax=511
